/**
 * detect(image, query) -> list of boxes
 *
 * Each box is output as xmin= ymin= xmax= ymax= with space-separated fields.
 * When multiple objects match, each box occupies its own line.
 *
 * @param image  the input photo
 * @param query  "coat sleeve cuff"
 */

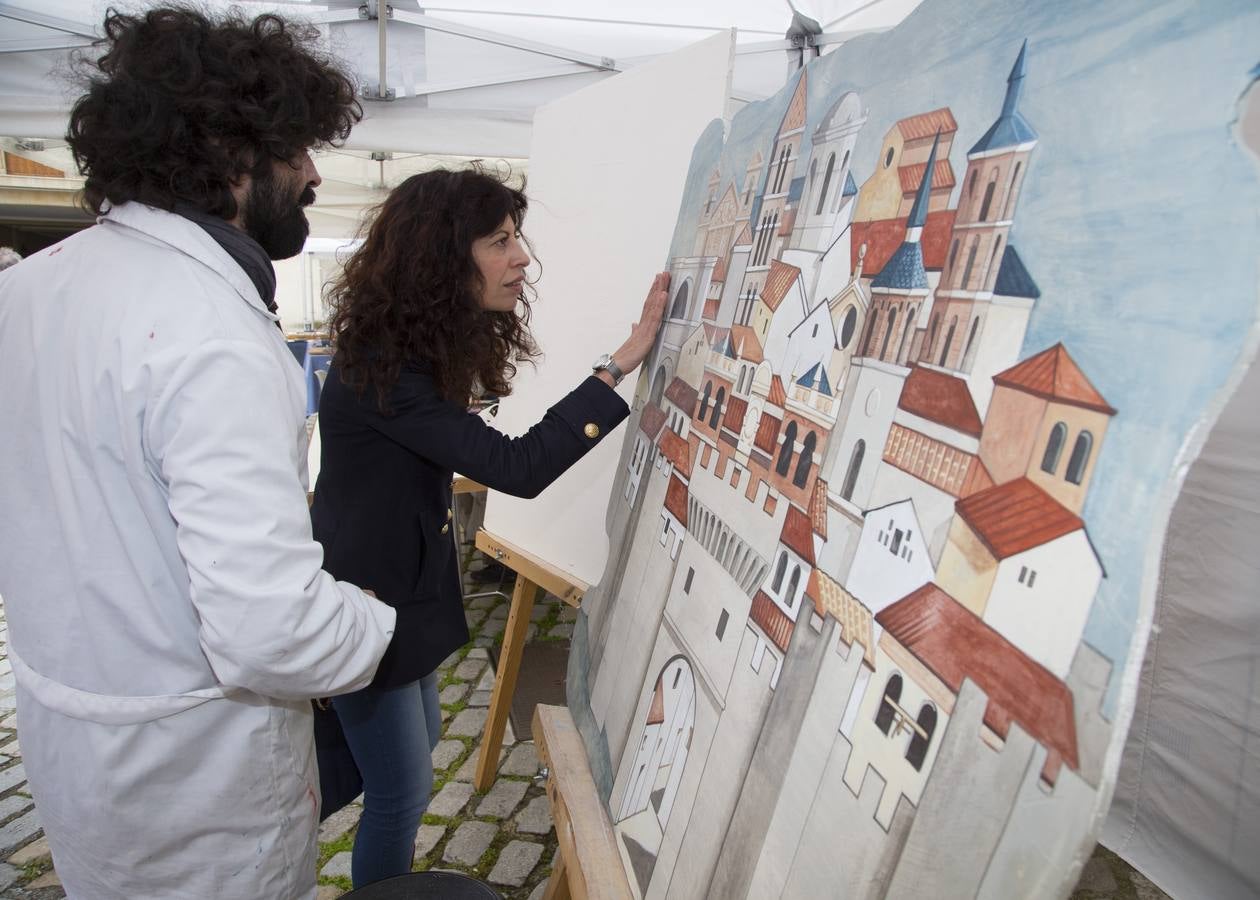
xmin=555 ymin=375 xmax=631 ymax=442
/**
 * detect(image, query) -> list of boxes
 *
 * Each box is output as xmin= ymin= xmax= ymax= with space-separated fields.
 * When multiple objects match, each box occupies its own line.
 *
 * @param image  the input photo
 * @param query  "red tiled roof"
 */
xmin=709 ymin=326 xmax=731 ymax=350
xmin=639 ymin=402 xmax=667 ymax=439
xmin=780 ymin=504 xmax=815 ymax=565
xmin=955 ymin=477 xmax=1083 ymax=560
xmin=702 ymin=296 xmax=720 ymax=321
xmin=659 ymin=429 xmax=692 ymax=479
xmin=809 ymin=478 xmax=828 ymax=538
xmin=768 ymin=376 xmax=787 ymax=407
xmin=960 ymin=457 xmax=995 ymax=498
xmin=754 ymin=412 xmax=780 ymax=455
xmin=723 ymin=396 xmax=748 ymax=433
xmin=877 ymin=583 xmax=1078 ymax=777
xmin=897 ymin=159 xmax=955 ymax=194
xmin=760 ymin=259 xmax=801 ymax=312
xmin=730 ymin=325 xmax=764 ymax=363
xmin=851 ymin=209 xmax=956 ymax=275
xmin=895 ymin=107 xmax=958 ymax=142
xmin=664 ymin=377 xmax=698 ymax=416
xmin=898 ymin=365 xmax=983 ymax=438
xmin=750 ymin=590 xmax=794 ymax=652
xmin=778 ymin=209 xmax=796 ymax=236
xmin=993 ymin=344 xmax=1116 ymax=415
xmin=664 ymin=474 xmax=688 ymax=527
xmin=734 ymin=223 xmax=754 ymax=246
xmin=711 ymin=256 xmax=728 ymax=284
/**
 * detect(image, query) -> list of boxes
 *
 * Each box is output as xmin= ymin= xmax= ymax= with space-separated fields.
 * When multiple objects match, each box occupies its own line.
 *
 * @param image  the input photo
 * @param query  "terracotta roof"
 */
xmin=664 ymin=474 xmax=689 ymax=526
xmin=708 ymin=326 xmax=731 ymax=350
xmin=711 ymin=256 xmax=728 ymax=284
xmin=730 ymin=325 xmax=764 ymax=363
xmin=646 ymin=678 xmax=665 ymax=726
xmin=659 ymin=429 xmax=692 ymax=479
xmin=809 ymin=478 xmax=828 ymax=538
xmin=807 ymin=569 xmax=875 ymax=668
xmin=754 ymin=412 xmax=780 ymax=455
xmin=895 ymin=107 xmax=958 ymax=142
xmin=883 ymin=423 xmax=994 ymax=499
xmin=955 ymin=477 xmax=1084 ymax=560
xmin=750 ymin=590 xmax=794 ymax=653
xmin=993 ymin=344 xmax=1116 ymax=415
xmin=768 ymin=376 xmax=787 ymax=407
xmin=702 ymin=296 xmax=720 ymax=321
xmin=760 ymin=259 xmax=802 ymax=312
xmin=877 ymin=583 xmax=1078 ymax=777
xmin=851 ymin=210 xmax=956 ymax=275
xmin=780 ymin=504 xmax=815 ymax=565
xmin=778 ymin=208 xmax=796 ymax=236
xmin=4 ymin=152 xmax=65 ymax=178
xmin=639 ymin=402 xmax=667 ymax=439
xmin=723 ymin=396 xmax=747 ymax=433
xmin=898 ymin=365 xmax=983 ymax=438
xmin=664 ymin=377 xmax=698 ymax=416
xmin=734 ymin=223 xmax=754 ymax=246
xmin=897 ymin=159 xmax=956 ymax=194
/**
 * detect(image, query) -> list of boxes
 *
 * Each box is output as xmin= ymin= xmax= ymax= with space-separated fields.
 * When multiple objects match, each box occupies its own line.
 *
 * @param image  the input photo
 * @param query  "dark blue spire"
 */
xmin=969 ymin=40 xmax=1038 ymax=155
xmin=906 ymin=130 xmax=941 ymax=231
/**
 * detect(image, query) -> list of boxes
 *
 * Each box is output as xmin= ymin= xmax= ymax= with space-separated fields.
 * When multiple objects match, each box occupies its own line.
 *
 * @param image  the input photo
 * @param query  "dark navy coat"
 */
xmin=311 ymin=361 xmax=628 ymax=687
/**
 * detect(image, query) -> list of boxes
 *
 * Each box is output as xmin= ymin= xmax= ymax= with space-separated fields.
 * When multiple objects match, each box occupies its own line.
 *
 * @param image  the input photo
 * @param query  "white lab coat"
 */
xmin=0 ymin=203 xmax=396 ymax=898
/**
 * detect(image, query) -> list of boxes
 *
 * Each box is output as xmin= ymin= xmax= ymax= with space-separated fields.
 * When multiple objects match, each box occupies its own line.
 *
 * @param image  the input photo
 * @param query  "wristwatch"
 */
xmin=592 ymin=353 xmax=625 ymax=386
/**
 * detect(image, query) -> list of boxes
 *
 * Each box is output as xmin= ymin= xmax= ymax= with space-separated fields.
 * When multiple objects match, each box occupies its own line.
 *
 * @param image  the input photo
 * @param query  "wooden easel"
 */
xmin=532 ymin=704 xmax=633 ymax=899
xmin=471 ymin=528 xmax=587 ymax=792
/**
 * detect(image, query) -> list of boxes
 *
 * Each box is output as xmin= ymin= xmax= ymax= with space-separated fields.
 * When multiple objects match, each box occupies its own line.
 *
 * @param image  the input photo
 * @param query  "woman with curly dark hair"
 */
xmin=310 ymin=167 xmax=667 ymax=887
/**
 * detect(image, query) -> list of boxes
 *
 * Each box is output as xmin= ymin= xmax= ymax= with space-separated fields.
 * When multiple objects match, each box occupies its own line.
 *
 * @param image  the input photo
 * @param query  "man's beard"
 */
xmin=242 ymin=173 xmax=313 ymax=260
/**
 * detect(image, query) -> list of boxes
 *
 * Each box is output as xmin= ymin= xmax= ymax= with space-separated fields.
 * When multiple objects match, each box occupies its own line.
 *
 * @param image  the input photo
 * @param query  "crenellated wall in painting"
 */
xmin=567 ymin=0 xmax=1260 ymax=897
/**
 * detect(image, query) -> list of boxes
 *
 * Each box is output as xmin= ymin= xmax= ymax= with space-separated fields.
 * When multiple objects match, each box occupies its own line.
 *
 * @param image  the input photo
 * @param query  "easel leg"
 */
xmin=475 ymin=572 xmax=538 ymax=791
xmin=541 ymin=851 xmax=572 ymax=900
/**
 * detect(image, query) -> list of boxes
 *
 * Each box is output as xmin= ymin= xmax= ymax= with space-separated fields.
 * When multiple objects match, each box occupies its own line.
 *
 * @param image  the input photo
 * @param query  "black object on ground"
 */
xmin=342 ymin=871 xmax=502 ymax=899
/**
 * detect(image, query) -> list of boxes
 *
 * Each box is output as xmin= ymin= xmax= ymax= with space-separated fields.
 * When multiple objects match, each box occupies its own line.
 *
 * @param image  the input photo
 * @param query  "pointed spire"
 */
xmin=1000 ymin=39 xmax=1028 ymax=119
xmin=906 ymin=130 xmax=940 ymax=235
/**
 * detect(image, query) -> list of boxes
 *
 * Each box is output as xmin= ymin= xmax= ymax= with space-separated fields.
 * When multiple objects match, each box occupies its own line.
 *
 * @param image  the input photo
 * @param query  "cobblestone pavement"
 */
xmin=0 ymin=555 xmax=1168 ymax=899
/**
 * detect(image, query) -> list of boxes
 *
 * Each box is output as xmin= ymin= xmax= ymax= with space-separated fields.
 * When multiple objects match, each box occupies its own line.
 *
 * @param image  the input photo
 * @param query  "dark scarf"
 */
xmin=174 ymin=203 xmax=279 ymax=320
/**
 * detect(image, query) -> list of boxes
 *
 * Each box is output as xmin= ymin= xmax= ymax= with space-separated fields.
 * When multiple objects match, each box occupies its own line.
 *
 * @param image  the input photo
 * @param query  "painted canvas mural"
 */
xmin=568 ymin=0 xmax=1260 ymax=897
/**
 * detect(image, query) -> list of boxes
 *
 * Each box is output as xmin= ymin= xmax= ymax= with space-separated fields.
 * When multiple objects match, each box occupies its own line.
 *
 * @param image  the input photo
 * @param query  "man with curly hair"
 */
xmin=0 ymin=6 xmax=399 ymax=897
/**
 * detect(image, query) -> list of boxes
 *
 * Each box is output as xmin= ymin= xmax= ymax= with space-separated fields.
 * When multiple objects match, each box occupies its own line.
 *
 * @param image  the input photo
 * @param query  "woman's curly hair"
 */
xmin=66 ymin=5 xmax=361 ymax=217
xmin=327 ymin=167 xmax=540 ymax=411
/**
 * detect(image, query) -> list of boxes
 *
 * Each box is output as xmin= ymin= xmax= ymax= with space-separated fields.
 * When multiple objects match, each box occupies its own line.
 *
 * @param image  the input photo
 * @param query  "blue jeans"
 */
xmin=331 ymin=672 xmax=442 ymax=888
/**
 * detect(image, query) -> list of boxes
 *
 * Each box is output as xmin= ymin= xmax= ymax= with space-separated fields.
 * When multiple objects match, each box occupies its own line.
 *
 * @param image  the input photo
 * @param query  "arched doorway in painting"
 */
xmin=615 ymin=656 xmax=696 ymax=896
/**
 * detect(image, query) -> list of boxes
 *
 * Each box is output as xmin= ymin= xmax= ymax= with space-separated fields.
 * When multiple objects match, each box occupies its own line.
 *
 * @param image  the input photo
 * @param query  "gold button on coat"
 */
xmin=446 ymin=508 xmax=453 ymax=521
xmin=584 ymin=423 xmax=600 ymax=439
xmin=440 ymin=523 xmax=450 ymax=535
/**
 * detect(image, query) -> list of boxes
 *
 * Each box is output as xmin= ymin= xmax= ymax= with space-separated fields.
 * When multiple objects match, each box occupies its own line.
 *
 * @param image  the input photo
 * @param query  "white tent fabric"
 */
xmin=0 ymin=0 xmax=926 ymax=156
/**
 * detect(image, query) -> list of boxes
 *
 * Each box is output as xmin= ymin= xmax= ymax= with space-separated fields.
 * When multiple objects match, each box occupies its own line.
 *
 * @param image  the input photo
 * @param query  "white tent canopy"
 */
xmin=0 ymin=0 xmax=925 ymax=157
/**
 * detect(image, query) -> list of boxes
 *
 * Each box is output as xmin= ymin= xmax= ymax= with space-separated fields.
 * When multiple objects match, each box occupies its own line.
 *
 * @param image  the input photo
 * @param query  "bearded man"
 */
xmin=0 ymin=7 xmax=399 ymax=897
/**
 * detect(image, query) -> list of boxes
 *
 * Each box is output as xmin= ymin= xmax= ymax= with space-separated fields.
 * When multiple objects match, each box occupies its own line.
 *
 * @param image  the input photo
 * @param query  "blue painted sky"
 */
xmin=668 ymin=0 xmax=1260 ymax=715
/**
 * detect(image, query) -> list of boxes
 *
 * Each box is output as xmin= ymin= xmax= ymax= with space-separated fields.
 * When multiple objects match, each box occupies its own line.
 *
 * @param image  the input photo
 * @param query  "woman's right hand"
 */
xmin=609 ymin=271 xmax=670 ymax=378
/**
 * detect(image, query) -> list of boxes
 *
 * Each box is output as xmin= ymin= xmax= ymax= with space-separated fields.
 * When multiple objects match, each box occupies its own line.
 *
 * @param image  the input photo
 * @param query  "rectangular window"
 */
xmin=684 ymin=567 xmax=695 ymax=594
xmin=716 ymin=609 xmax=729 ymax=640
xmin=1019 ymin=565 xmax=1028 ymax=584
xmin=890 ymin=529 xmax=903 ymax=555
xmin=1027 ymin=570 xmax=1037 ymax=588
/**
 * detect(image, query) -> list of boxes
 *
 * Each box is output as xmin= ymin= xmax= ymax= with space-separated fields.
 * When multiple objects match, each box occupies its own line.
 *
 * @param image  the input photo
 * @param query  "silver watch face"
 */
xmin=593 ymin=353 xmax=612 ymax=370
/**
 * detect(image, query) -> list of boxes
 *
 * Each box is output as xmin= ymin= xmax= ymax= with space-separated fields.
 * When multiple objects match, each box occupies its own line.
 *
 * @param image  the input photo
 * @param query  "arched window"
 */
xmin=709 ymin=387 xmax=726 ymax=428
xmin=771 ymin=552 xmax=788 ymax=592
xmin=979 ymin=172 xmax=998 ymax=220
xmin=880 ymin=307 xmax=898 ymax=360
xmin=650 ymin=365 xmax=667 ymax=406
xmin=1041 ymin=422 xmax=1067 ymax=474
xmin=948 ymin=239 xmax=959 ymax=273
xmin=717 ymin=532 xmax=727 ymax=560
xmin=698 ymin=381 xmax=712 ymax=421
xmin=860 ymin=309 xmax=880 ymax=357
xmin=896 ymin=306 xmax=917 ymax=364
xmin=808 ymin=157 xmax=817 ymax=191
xmin=776 ymin=421 xmax=798 ymax=476
xmin=841 ymin=439 xmax=864 ymax=501
xmin=963 ymin=317 xmax=981 ymax=364
xmin=793 ymin=431 xmax=817 ymax=487
xmin=1066 ymin=430 xmax=1094 ymax=485
xmin=1003 ymin=162 xmax=1022 ymax=219
xmin=938 ymin=317 xmax=957 ymax=367
xmin=926 ymin=314 xmax=940 ymax=361
xmin=670 ymin=281 xmax=690 ymax=320
xmin=961 ymin=240 xmax=979 ymax=290
xmin=816 ymin=153 xmax=835 ymax=215
xmin=990 ymin=235 xmax=1003 ymax=272
xmin=884 ymin=146 xmax=895 ymax=168
xmin=784 ymin=565 xmax=801 ymax=609
xmin=967 ymin=169 xmax=978 ymax=198
xmin=906 ymin=704 xmax=937 ymax=770
xmin=835 ymin=150 xmax=851 ymax=210
xmin=875 ymin=673 xmax=902 ymax=735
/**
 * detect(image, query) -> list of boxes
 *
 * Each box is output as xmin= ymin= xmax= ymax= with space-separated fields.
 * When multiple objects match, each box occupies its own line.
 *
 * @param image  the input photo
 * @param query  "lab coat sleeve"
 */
xmin=146 ymin=337 xmax=396 ymax=699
